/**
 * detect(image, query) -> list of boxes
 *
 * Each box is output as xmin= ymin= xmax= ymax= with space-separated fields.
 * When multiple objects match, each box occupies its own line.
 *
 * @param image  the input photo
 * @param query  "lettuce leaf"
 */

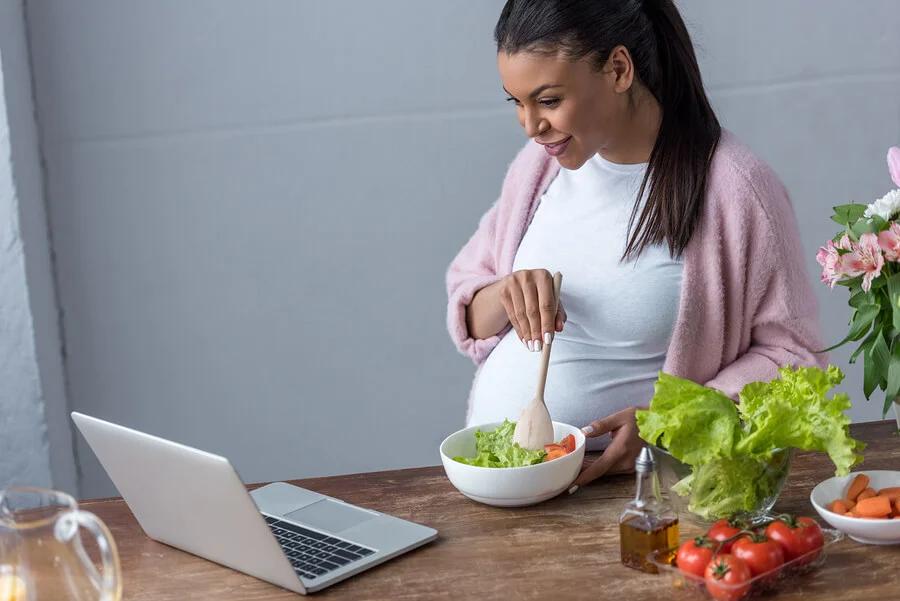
xmin=636 ymin=372 xmax=742 ymax=466
xmin=685 ymin=456 xmax=784 ymax=521
xmin=636 ymin=366 xmax=865 ymax=519
xmin=453 ymin=420 xmax=546 ymax=467
xmin=735 ymin=365 xmax=865 ymax=475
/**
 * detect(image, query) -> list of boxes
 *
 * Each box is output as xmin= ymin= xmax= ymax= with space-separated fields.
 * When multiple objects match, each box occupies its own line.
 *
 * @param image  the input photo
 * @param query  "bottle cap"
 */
xmin=635 ymin=446 xmax=655 ymax=473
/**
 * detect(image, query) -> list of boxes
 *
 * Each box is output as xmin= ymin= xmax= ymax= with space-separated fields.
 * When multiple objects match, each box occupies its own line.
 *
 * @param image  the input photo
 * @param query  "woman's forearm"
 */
xmin=465 ymin=280 xmax=510 ymax=340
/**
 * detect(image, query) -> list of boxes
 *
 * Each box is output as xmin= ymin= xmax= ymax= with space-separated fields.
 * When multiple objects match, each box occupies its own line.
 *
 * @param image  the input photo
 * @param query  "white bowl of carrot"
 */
xmin=810 ymin=470 xmax=900 ymax=545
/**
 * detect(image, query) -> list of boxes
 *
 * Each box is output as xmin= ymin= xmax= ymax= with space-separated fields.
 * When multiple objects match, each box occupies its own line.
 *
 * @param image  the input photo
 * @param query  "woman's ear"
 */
xmin=605 ymin=45 xmax=635 ymax=93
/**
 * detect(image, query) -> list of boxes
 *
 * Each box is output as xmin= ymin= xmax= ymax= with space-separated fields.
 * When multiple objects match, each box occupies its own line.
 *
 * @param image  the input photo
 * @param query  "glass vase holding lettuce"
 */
xmin=636 ymin=366 xmax=864 ymax=524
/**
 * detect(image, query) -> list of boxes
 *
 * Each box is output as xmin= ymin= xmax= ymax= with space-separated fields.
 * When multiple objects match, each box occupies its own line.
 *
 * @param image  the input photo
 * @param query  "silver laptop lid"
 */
xmin=70 ymin=412 xmax=305 ymax=595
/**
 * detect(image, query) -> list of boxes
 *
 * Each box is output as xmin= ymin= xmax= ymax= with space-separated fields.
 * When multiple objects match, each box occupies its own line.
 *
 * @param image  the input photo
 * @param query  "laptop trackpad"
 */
xmin=284 ymin=499 xmax=376 ymax=533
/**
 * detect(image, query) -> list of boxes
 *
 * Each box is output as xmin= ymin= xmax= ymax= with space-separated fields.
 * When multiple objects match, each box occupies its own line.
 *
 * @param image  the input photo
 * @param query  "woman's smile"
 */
xmin=538 ymin=136 xmax=572 ymax=157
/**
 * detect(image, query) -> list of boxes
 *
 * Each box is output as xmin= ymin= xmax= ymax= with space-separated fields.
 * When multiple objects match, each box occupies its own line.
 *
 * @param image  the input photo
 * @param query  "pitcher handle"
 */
xmin=72 ymin=510 xmax=123 ymax=601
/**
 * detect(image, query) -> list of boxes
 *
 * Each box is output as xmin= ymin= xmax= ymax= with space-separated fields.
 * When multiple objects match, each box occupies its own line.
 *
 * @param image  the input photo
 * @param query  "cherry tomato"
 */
xmin=706 ymin=517 xmax=747 ymax=553
xmin=764 ymin=516 xmax=824 ymax=565
xmin=703 ymin=554 xmax=752 ymax=601
xmin=675 ymin=536 xmax=715 ymax=578
xmin=732 ymin=534 xmax=784 ymax=579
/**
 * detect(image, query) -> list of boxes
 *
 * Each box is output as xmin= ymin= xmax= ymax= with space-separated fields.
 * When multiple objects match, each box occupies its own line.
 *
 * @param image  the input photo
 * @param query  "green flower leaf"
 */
xmin=821 ymin=304 xmax=880 ymax=352
xmin=885 ymin=338 xmax=900 ymax=404
xmin=830 ymin=203 xmax=867 ymax=226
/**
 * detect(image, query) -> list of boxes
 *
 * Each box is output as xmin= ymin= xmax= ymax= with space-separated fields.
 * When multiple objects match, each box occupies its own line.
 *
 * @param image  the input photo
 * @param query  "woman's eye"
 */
xmin=539 ymin=98 xmax=560 ymax=108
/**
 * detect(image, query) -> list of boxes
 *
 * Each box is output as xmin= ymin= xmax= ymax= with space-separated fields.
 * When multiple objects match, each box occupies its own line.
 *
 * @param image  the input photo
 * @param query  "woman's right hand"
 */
xmin=498 ymin=269 xmax=566 ymax=352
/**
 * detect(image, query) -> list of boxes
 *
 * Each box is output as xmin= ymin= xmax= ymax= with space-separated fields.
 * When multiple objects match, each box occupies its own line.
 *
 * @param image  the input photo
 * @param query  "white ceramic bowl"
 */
xmin=810 ymin=470 xmax=900 ymax=545
xmin=439 ymin=421 xmax=586 ymax=507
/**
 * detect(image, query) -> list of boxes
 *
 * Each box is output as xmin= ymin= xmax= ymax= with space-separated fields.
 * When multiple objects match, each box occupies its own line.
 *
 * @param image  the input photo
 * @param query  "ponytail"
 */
xmin=623 ymin=0 xmax=720 ymax=259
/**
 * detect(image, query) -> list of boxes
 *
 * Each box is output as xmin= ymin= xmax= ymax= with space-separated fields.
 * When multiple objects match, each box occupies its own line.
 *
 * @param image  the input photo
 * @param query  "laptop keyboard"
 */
xmin=264 ymin=516 xmax=375 ymax=581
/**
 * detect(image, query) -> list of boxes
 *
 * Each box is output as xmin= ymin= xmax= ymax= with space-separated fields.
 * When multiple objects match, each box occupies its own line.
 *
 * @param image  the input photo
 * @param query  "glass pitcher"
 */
xmin=0 ymin=486 xmax=121 ymax=601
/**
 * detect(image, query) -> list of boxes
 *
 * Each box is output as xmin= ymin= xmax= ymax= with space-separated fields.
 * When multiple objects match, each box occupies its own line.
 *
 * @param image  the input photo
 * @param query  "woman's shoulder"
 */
xmin=706 ymin=130 xmax=793 ymax=225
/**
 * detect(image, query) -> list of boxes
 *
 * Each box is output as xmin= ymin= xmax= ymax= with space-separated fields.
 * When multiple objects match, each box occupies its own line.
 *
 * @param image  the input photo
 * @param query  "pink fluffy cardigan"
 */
xmin=446 ymin=131 xmax=827 ymax=399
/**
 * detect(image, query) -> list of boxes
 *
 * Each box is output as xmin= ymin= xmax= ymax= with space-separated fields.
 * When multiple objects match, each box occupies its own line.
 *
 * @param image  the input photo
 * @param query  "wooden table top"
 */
xmin=81 ymin=421 xmax=899 ymax=600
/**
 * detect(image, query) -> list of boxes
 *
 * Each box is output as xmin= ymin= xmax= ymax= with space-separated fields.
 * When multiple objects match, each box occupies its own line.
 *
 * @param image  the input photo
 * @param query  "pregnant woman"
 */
xmin=446 ymin=0 xmax=826 ymax=489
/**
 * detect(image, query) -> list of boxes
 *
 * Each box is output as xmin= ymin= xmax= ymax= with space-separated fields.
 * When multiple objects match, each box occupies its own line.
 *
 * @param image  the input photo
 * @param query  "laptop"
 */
xmin=71 ymin=412 xmax=437 ymax=594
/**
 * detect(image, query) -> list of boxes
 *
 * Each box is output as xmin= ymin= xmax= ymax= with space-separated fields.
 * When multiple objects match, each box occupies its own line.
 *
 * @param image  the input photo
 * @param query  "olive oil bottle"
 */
xmin=619 ymin=446 xmax=679 ymax=573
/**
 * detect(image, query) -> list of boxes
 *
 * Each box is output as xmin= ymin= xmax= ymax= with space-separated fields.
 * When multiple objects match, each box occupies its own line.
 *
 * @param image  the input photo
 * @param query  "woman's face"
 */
xmin=497 ymin=47 xmax=643 ymax=169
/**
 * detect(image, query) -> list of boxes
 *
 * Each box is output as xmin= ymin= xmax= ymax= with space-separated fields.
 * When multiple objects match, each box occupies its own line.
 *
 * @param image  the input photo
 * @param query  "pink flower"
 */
xmin=878 ymin=222 xmax=900 ymax=261
xmin=842 ymin=233 xmax=884 ymax=292
xmin=816 ymin=240 xmax=843 ymax=287
xmin=816 ymin=235 xmax=853 ymax=287
xmin=889 ymin=147 xmax=900 ymax=188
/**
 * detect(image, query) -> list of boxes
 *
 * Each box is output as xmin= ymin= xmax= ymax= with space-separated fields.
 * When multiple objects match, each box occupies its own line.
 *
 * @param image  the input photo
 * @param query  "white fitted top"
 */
xmin=467 ymin=154 xmax=684 ymax=450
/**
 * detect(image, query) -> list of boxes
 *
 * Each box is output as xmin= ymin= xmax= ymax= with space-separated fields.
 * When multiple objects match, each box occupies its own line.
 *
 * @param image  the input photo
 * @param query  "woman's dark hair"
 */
xmin=495 ymin=0 xmax=720 ymax=259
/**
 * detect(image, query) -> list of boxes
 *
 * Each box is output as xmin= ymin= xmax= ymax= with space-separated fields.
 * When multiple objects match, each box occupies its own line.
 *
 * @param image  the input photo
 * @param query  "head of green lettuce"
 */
xmin=453 ymin=420 xmax=546 ymax=467
xmin=636 ymin=365 xmax=865 ymax=520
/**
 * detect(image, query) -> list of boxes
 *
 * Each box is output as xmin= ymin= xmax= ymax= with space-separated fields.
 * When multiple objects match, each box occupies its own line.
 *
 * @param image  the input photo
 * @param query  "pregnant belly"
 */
xmin=466 ymin=334 xmax=661 ymax=451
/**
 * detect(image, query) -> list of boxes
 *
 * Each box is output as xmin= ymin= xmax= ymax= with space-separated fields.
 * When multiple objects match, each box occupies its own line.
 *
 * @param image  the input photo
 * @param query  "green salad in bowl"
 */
xmin=452 ymin=420 xmax=546 ymax=467
xmin=452 ymin=419 xmax=577 ymax=467
xmin=637 ymin=365 xmax=865 ymax=522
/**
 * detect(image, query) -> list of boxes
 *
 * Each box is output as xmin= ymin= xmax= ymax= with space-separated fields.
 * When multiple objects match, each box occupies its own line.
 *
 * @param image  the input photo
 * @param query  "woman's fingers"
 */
xmin=501 ymin=269 xmax=562 ymax=351
xmin=500 ymin=278 xmax=530 ymax=349
xmin=537 ymin=273 xmax=558 ymax=345
xmin=572 ymin=437 xmax=626 ymax=487
xmin=581 ymin=406 xmax=633 ymax=438
xmin=571 ymin=407 xmax=642 ymax=489
xmin=521 ymin=276 xmax=544 ymax=351
xmin=555 ymin=301 xmax=567 ymax=332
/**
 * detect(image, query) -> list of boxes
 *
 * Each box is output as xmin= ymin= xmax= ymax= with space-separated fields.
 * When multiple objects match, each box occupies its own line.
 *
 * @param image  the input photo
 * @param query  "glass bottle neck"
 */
xmin=632 ymin=469 xmax=656 ymax=507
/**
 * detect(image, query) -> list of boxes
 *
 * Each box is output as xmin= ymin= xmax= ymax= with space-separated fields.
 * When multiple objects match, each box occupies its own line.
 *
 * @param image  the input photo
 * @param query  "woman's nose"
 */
xmin=521 ymin=108 xmax=549 ymax=139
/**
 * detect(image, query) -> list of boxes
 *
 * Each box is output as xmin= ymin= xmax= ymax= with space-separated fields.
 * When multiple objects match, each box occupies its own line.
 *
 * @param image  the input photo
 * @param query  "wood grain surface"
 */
xmin=80 ymin=421 xmax=899 ymax=600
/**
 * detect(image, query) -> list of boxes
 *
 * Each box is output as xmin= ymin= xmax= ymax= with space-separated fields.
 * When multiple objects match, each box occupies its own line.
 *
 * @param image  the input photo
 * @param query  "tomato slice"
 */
xmin=560 ymin=434 xmax=576 ymax=454
xmin=544 ymin=448 xmax=567 ymax=462
xmin=544 ymin=443 xmax=565 ymax=453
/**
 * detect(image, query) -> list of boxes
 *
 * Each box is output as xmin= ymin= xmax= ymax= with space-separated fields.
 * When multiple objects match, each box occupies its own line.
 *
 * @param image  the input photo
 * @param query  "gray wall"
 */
xmin=20 ymin=1 xmax=900 ymax=498
xmin=0 ymin=6 xmax=50 ymax=490
xmin=27 ymin=0 xmax=518 ymax=498
xmin=0 ymin=0 xmax=77 ymax=493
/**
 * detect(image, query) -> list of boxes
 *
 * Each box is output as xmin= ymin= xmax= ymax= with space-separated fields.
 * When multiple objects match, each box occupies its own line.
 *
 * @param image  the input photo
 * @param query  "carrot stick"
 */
xmin=855 ymin=495 xmax=893 ymax=518
xmin=841 ymin=498 xmax=856 ymax=511
xmin=877 ymin=487 xmax=900 ymax=501
xmin=828 ymin=500 xmax=848 ymax=514
xmin=846 ymin=474 xmax=869 ymax=501
xmin=857 ymin=488 xmax=877 ymax=501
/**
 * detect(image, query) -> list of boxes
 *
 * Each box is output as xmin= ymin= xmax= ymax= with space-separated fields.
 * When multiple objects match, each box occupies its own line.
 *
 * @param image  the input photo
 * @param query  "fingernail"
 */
xmin=544 ymin=332 xmax=552 ymax=344
xmin=533 ymin=339 xmax=542 ymax=352
xmin=527 ymin=340 xmax=534 ymax=351
xmin=568 ymin=485 xmax=579 ymax=495
xmin=581 ymin=425 xmax=595 ymax=436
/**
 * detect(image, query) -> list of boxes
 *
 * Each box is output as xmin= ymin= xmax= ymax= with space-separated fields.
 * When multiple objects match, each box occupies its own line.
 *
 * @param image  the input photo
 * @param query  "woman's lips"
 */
xmin=541 ymin=136 xmax=572 ymax=157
